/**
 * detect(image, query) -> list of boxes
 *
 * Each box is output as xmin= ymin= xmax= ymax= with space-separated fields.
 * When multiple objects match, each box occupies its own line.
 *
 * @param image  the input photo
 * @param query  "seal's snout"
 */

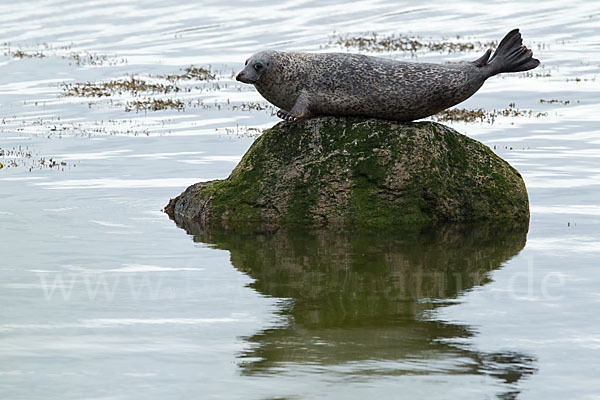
xmin=236 ymin=71 xmax=254 ymax=84
xmin=236 ymin=70 xmax=257 ymax=84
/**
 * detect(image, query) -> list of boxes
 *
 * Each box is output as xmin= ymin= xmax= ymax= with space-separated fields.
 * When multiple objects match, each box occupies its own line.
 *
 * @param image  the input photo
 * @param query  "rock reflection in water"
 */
xmin=175 ymin=218 xmax=535 ymax=395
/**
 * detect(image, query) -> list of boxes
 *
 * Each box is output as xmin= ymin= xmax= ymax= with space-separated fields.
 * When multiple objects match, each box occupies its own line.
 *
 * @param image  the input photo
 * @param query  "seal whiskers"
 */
xmin=236 ymin=29 xmax=540 ymax=122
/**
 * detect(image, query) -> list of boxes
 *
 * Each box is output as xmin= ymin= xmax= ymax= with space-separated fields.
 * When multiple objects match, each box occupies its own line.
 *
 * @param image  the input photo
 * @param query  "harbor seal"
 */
xmin=235 ymin=29 xmax=540 ymax=122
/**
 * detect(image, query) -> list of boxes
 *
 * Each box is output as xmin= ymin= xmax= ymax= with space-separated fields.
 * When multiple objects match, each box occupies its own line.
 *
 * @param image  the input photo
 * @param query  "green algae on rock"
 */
xmin=165 ymin=117 xmax=529 ymax=228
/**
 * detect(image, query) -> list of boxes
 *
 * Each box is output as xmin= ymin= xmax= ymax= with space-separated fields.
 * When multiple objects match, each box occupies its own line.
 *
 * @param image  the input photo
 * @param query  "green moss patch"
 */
xmin=165 ymin=117 xmax=529 ymax=229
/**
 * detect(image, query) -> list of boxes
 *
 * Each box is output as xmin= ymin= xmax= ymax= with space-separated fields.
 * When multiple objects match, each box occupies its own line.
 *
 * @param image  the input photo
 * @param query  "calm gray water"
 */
xmin=1 ymin=1 xmax=599 ymax=399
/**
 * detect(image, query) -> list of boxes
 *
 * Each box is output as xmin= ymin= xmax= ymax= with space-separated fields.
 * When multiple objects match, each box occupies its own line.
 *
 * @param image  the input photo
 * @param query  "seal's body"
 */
xmin=236 ymin=29 xmax=540 ymax=122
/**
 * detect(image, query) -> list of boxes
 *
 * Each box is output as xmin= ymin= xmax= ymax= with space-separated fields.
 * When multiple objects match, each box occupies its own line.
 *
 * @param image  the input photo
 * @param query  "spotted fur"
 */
xmin=236 ymin=29 xmax=539 ymax=122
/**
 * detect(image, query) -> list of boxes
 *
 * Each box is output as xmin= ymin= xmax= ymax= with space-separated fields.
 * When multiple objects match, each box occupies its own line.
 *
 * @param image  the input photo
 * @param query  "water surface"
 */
xmin=1 ymin=1 xmax=599 ymax=399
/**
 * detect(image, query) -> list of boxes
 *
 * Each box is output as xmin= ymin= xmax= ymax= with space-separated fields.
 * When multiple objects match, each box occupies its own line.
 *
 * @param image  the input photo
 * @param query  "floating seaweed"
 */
xmin=325 ymin=32 xmax=498 ymax=55
xmin=124 ymin=98 xmax=186 ymax=112
xmin=540 ymin=99 xmax=572 ymax=105
xmin=432 ymin=104 xmax=548 ymax=124
xmin=62 ymin=77 xmax=182 ymax=97
xmin=6 ymin=49 xmax=46 ymax=58
xmin=0 ymin=146 xmax=73 ymax=171
xmin=216 ymin=125 xmax=263 ymax=138
xmin=161 ymin=66 xmax=216 ymax=81
xmin=3 ymin=43 xmax=127 ymax=66
xmin=61 ymin=65 xmax=217 ymax=99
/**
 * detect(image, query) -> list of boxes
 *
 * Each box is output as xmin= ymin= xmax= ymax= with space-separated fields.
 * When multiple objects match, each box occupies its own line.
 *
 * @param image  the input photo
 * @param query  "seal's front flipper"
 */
xmin=277 ymin=109 xmax=301 ymax=121
xmin=277 ymin=91 xmax=313 ymax=122
xmin=276 ymin=107 xmax=311 ymax=122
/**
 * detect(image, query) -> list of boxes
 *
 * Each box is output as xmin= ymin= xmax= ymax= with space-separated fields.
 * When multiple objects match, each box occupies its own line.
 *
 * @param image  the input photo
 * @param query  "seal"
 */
xmin=235 ymin=29 xmax=540 ymax=122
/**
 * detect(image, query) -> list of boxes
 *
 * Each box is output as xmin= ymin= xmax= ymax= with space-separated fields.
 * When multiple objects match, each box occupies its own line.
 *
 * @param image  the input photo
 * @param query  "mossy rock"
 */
xmin=165 ymin=117 xmax=529 ymax=228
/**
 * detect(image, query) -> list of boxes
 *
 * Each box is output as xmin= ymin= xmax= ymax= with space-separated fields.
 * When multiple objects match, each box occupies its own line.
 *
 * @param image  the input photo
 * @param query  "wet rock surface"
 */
xmin=165 ymin=117 xmax=529 ymax=228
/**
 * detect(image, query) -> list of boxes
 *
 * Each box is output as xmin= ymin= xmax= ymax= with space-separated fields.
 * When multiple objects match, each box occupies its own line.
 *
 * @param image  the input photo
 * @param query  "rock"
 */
xmin=165 ymin=117 xmax=529 ymax=228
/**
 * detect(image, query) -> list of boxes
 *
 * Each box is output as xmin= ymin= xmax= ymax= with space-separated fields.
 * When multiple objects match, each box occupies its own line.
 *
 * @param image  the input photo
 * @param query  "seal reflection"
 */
xmin=175 ymin=220 xmax=536 ymax=395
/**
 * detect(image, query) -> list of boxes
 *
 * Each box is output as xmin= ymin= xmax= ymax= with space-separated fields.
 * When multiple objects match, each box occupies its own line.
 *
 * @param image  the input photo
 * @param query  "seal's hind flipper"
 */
xmin=471 ymin=49 xmax=492 ymax=67
xmin=484 ymin=29 xmax=540 ymax=76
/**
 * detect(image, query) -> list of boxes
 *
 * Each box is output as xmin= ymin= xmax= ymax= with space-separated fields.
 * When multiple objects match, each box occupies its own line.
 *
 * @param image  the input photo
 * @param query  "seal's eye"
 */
xmin=245 ymin=59 xmax=249 ymax=66
xmin=254 ymin=63 xmax=263 ymax=71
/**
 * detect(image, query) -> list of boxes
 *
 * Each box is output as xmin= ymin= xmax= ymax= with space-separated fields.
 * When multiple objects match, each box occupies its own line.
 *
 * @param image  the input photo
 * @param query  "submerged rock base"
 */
xmin=165 ymin=117 xmax=529 ymax=228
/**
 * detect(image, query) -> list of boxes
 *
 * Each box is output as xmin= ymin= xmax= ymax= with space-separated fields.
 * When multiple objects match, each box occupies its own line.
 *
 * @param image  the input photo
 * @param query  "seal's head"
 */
xmin=236 ymin=51 xmax=276 ymax=84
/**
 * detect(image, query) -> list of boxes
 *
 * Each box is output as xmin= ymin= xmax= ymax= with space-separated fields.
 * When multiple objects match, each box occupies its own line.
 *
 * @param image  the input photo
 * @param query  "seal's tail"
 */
xmin=476 ymin=29 xmax=540 ymax=77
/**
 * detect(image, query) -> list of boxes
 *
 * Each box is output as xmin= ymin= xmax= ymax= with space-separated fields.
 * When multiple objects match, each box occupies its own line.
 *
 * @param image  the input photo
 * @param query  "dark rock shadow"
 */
xmin=173 ymin=216 xmax=536 ymax=398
